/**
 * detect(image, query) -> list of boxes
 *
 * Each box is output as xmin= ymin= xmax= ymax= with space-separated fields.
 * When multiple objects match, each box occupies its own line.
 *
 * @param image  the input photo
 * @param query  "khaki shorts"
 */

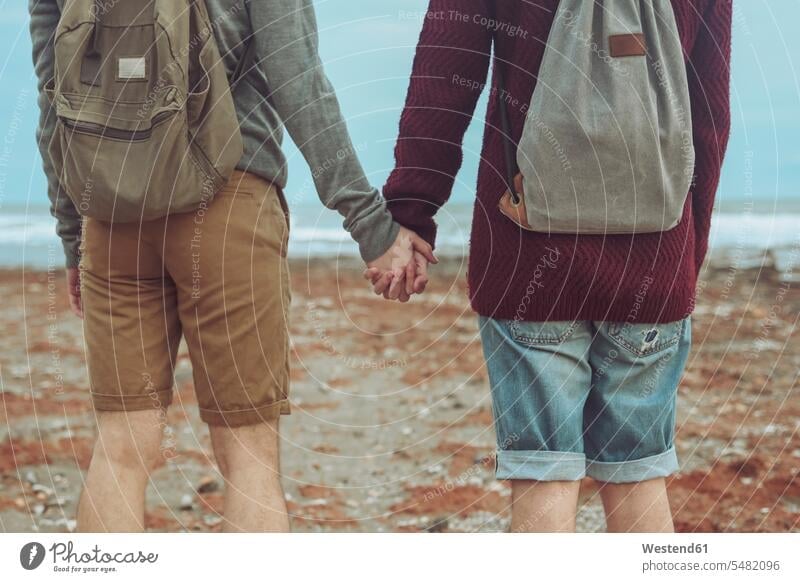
xmin=80 ymin=170 xmax=291 ymax=426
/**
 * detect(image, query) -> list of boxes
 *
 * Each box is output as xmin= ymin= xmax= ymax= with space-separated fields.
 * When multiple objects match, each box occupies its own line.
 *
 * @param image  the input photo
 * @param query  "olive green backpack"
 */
xmin=46 ymin=0 xmax=247 ymax=222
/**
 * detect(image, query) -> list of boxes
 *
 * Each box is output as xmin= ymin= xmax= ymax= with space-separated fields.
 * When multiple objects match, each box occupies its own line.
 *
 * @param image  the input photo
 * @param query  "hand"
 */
xmin=364 ymin=250 xmax=430 ymax=302
xmin=363 ymin=226 xmax=436 ymax=301
xmin=66 ymin=267 xmax=83 ymax=318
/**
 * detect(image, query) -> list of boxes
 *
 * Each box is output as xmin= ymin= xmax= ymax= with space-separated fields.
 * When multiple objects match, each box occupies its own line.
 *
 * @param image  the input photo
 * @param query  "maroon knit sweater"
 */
xmin=384 ymin=0 xmax=732 ymax=323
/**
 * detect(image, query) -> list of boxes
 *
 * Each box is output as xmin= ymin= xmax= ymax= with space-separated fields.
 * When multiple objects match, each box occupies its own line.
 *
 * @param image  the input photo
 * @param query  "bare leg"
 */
xmin=599 ymin=478 xmax=674 ymax=532
xmin=77 ymin=409 xmax=165 ymax=532
xmin=510 ymin=480 xmax=581 ymax=532
xmin=210 ymin=418 xmax=289 ymax=532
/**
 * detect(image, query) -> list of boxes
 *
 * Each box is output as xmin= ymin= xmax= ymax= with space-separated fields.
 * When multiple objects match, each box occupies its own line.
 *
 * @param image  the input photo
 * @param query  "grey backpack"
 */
xmin=46 ymin=0 xmax=248 ymax=222
xmin=497 ymin=0 xmax=696 ymax=234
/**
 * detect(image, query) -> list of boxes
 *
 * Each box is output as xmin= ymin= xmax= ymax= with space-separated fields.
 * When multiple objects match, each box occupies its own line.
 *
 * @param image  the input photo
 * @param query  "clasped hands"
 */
xmin=363 ymin=226 xmax=437 ymax=302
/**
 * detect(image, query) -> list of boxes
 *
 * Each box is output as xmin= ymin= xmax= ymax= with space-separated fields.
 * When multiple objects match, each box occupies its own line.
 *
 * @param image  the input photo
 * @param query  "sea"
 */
xmin=1 ymin=197 xmax=799 ymax=273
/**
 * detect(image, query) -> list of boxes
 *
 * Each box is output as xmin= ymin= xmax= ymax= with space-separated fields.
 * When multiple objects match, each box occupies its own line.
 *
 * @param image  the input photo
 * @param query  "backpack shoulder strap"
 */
xmin=229 ymin=38 xmax=256 ymax=90
xmin=186 ymin=0 xmax=253 ymax=91
xmin=490 ymin=1 xmax=521 ymax=204
xmin=79 ymin=0 xmax=102 ymax=86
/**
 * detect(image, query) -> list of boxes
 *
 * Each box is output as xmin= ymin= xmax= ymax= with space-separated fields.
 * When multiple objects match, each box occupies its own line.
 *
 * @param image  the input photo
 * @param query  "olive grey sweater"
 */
xmin=29 ymin=0 xmax=399 ymax=267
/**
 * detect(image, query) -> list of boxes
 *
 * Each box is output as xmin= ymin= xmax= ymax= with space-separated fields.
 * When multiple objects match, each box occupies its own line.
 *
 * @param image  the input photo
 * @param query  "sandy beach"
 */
xmin=0 ymin=258 xmax=798 ymax=532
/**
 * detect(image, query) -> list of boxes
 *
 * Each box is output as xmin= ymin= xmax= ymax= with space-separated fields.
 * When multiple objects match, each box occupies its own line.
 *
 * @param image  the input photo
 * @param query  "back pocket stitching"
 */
xmin=607 ymin=320 xmax=683 ymax=357
xmin=507 ymin=320 xmax=578 ymax=346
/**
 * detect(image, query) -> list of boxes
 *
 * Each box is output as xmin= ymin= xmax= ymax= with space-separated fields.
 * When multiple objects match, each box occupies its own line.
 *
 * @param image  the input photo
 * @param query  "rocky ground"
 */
xmin=0 ymin=258 xmax=798 ymax=532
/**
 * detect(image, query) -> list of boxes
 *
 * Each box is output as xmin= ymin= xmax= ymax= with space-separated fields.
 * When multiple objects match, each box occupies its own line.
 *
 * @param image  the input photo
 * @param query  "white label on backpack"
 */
xmin=118 ymin=57 xmax=147 ymax=80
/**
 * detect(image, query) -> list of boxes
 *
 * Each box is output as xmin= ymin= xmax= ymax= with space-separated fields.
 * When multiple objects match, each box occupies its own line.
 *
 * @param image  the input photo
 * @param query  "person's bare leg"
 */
xmin=599 ymin=478 xmax=674 ymax=532
xmin=510 ymin=480 xmax=581 ymax=532
xmin=210 ymin=418 xmax=289 ymax=532
xmin=77 ymin=409 xmax=165 ymax=532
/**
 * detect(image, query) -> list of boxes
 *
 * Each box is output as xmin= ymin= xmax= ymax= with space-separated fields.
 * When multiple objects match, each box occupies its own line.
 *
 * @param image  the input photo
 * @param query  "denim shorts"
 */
xmin=479 ymin=316 xmax=691 ymax=483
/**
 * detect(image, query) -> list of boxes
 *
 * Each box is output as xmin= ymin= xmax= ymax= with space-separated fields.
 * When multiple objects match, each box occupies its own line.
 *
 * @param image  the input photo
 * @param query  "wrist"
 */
xmin=359 ymin=219 xmax=401 ymax=264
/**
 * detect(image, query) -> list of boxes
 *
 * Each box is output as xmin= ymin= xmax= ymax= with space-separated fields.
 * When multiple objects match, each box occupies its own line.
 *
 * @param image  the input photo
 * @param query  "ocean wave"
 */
xmin=0 ymin=205 xmax=797 ymax=268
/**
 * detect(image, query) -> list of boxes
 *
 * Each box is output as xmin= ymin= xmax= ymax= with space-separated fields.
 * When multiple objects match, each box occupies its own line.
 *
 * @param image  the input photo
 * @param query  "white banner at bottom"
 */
xmin=1 ymin=533 xmax=798 ymax=581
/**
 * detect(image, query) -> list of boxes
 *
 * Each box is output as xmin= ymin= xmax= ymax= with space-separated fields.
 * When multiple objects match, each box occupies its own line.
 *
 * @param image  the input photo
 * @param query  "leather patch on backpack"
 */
xmin=609 ymin=34 xmax=647 ymax=57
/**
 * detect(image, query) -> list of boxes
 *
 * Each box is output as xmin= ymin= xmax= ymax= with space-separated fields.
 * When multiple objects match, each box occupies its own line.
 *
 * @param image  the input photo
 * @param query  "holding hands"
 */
xmin=364 ymin=226 xmax=437 ymax=302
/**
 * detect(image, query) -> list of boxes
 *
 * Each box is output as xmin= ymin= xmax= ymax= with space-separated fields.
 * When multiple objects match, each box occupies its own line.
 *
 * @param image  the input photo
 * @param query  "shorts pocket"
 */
xmin=506 ymin=320 xmax=579 ymax=347
xmin=247 ymin=186 xmax=289 ymax=259
xmin=605 ymin=319 xmax=685 ymax=357
xmin=264 ymin=187 xmax=290 ymax=258
xmin=216 ymin=173 xmax=256 ymax=199
xmin=273 ymin=187 xmax=290 ymax=236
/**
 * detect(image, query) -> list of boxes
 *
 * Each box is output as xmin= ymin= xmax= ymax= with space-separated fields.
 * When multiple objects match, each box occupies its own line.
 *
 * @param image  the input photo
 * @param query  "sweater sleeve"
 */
xmin=29 ymin=0 xmax=83 ymax=268
xmin=246 ymin=0 xmax=399 ymax=263
xmin=383 ymin=0 xmax=492 ymax=248
xmin=687 ymin=0 xmax=733 ymax=274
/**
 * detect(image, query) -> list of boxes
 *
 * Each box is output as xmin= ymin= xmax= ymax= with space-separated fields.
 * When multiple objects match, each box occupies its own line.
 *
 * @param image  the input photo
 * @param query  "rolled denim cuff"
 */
xmin=496 ymin=449 xmax=586 ymax=481
xmin=585 ymin=447 xmax=679 ymax=483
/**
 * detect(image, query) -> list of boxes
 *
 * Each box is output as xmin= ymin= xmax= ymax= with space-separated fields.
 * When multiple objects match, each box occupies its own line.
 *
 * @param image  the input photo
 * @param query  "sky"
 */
xmin=0 ymin=0 xmax=798 ymax=211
